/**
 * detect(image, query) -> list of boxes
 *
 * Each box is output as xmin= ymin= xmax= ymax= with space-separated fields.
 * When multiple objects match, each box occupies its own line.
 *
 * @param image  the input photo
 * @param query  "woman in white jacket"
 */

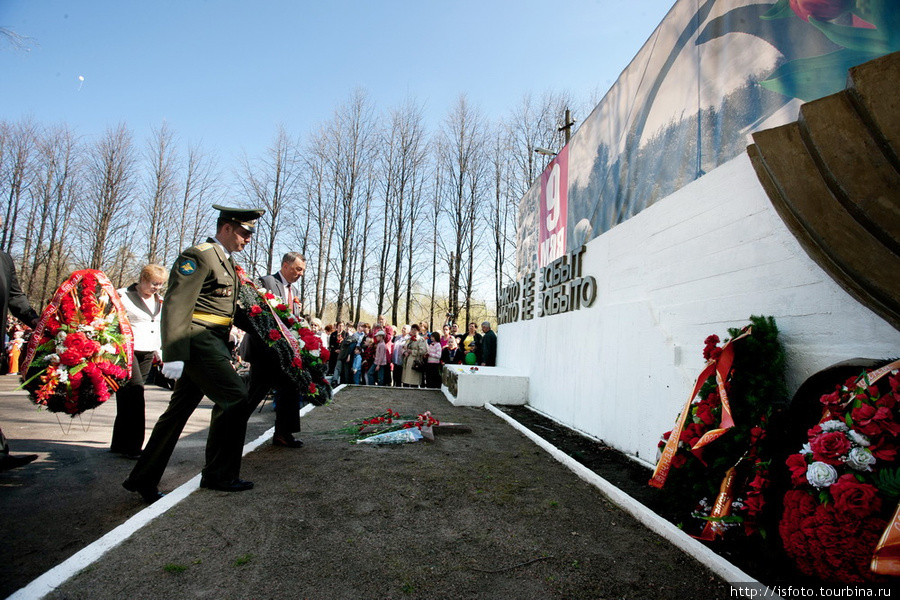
xmin=110 ymin=264 xmax=167 ymax=458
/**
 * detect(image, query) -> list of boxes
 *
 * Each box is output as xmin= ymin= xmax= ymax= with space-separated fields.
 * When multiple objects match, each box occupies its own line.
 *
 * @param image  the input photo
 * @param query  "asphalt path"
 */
xmin=0 ymin=374 xmax=273 ymax=598
xmin=1 ymin=380 xmax=732 ymax=599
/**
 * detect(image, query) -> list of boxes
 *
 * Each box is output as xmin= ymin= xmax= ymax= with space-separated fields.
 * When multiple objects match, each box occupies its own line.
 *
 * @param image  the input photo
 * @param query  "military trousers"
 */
xmin=128 ymin=325 xmax=248 ymax=489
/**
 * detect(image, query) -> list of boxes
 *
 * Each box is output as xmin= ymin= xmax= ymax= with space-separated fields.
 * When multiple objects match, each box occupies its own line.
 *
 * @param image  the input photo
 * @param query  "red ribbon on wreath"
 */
xmin=234 ymin=265 xmax=303 ymax=360
xmin=20 ymin=269 xmax=134 ymax=377
xmin=649 ymin=328 xmax=751 ymax=489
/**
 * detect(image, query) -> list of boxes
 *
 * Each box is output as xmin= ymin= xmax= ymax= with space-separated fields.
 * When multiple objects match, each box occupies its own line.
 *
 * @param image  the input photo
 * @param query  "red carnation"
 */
xmin=276 ymin=303 xmax=288 ymax=312
xmin=786 ymin=453 xmax=809 ymax=485
xmin=695 ymin=402 xmax=715 ymax=426
xmin=308 ymin=383 xmax=317 ymax=394
xmin=743 ymin=492 xmax=764 ymax=517
xmin=820 ymin=389 xmax=843 ymax=408
xmin=320 ymin=348 xmax=330 ymax=362
xmin=680 ymin=422 xmax=705 ymax=447
xmin=749 ymin=425 xmax=765 ymax=445
xmin=268 ymin=329 xmax=281 ymax=341
xmin=810 ymin=431 xmax=851 ymax=465
xmin=291 ymin=357 xmax=303 ymax=369
xmin=249 ymin=305 xmax=263 ymax=316
xmin=871 ymin=441 xmax=897 ymax=461
xmin=878 ymin=391 xmax=898 ymax=410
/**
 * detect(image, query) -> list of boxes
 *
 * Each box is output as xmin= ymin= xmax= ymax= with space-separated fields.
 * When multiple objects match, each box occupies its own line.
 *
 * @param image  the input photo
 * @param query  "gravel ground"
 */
xmin=27 ymin=386 xmax=729 ymax=600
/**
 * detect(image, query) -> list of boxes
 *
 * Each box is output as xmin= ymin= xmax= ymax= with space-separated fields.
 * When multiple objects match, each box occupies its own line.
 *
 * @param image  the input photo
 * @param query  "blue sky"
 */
xmin=1 ymin=0 xmax=675 ymax=167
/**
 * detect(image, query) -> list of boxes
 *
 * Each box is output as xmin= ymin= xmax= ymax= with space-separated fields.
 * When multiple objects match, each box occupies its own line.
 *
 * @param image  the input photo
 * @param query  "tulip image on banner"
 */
xmin=538 ymin=146 xmax=568 ymax=269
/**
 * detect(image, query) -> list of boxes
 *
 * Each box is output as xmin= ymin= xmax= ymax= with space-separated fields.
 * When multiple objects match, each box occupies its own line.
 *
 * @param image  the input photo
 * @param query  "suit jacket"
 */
xmin=0 ymin=251 xmax=38 ymax=336
xmin=480 ymin=329 xmax=497 ymax=366
xmin=161 ymin=238 xmax=237 ymax=362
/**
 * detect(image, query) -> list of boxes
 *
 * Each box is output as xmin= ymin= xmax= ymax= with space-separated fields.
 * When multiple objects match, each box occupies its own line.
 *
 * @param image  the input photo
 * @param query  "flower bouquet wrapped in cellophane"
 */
xmin=20 ymin=269 xmax=133 ymax=416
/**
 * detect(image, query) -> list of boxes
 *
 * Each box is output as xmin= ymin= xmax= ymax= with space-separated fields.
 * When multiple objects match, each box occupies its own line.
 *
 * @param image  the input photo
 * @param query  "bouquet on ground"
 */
xmin=234 ymin=267 xmax=331 ymax=405
xmin=780 ymin=360 xmax=900 ymax=583
xmin=650 ymin=315 xmax=788 ymax=540
xmin=333 ymin=408 xmax=441 ymax=443
xmin=20 ymin=269 xmax=133 ymax=416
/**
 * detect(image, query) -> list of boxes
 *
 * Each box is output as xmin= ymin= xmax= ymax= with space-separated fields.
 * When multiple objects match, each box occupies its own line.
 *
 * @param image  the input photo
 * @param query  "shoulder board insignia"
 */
xmin=196 ymin=243 xmax=215 ymax=251
xmin=178 ymin=258 xmax=198 ymax=276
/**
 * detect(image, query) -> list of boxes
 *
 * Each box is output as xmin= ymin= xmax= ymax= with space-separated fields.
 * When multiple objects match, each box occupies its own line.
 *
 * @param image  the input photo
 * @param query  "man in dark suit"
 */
xmin=0 ymin=237 xmax=40 ymax=472
xmin=242 ymin=252 xmax=307 ymax=447
xmin=123 ymin=204 xmax=264 ymax=503
xmin=480 ymin=321 xmax=497 ymax=367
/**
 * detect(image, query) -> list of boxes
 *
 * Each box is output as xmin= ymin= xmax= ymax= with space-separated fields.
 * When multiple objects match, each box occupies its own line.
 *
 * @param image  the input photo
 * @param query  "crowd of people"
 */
xmin=326 ymin=318 xmax=497 ymax=389
xmin=0 ymin=203 xmax=500 ymax=504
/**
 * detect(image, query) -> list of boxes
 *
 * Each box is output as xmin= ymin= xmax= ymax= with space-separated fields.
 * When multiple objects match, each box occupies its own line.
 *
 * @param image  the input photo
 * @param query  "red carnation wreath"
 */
xmin=19 ymin=269 xmax=133 ymax=416
xmin=779 ymin=360 xmax=900 ymax=583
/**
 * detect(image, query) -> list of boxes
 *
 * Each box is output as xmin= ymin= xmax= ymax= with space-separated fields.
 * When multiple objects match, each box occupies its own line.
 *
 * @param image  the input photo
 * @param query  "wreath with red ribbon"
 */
xmin=650 ymin=315 xmax=788 ymax=540
xmin=19 ymin=269 xmax=133 ymax=416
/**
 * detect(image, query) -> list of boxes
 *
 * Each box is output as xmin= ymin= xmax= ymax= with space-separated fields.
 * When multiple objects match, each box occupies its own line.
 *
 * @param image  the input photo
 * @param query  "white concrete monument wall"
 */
xmin=499 ymin=152 xmax=900 ymax=466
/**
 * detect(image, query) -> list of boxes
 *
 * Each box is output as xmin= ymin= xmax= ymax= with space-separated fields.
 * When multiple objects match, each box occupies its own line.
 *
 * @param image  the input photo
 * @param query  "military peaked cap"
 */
xmin=212 ymin=204 xmax=265 ymax=233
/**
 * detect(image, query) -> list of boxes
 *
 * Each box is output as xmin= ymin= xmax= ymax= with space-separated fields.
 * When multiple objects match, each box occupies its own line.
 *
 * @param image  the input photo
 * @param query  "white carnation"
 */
xmin=806 ymin=461 xmax=839 ymax=488
xmin=310 ymin=349 xmax=320 ymax=358
xmin=44 ymin=353 xmax=60 ymax=365
xmin=800 ymin=443 xmax=812 ymax=455
xmin=847 ymin=430 xmax=871 ymax=447
xmin=820 ymin=419 xmax=849 ymax=433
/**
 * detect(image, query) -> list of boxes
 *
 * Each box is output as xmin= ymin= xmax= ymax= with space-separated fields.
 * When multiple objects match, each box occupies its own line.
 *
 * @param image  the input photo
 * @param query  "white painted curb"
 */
xmin=485 ymin=402 xmax=770 ymax=589
xmin=7 ymin=403 xmax=317 ymax=600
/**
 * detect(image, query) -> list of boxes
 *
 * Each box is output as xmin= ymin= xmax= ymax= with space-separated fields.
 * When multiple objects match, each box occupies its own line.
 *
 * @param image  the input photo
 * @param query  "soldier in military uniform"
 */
xmin=123 ymin=204 xmax=264 ymax=503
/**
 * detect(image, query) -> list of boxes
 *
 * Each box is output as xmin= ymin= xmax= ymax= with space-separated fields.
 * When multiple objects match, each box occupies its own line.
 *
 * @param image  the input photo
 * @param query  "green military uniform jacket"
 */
xmin=161 ymin=238 xmax=237 ymax=362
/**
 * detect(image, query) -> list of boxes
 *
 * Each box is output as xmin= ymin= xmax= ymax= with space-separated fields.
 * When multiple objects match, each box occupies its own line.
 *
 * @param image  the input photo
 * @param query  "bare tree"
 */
xmin=0 ymin=27 xmax=33 ymax=52
xmin=435 ymin=95 xmax=488 ymax=326
xmin=378 ymin=99 xmax=429 ymax=326
xmin=1 ymin=119 xmax=38 ymax=253
xmin=237 ymin=124 xmax=301 ymax=277
xmin=144 ymin=121 xmax=178 ymax=264
xmin=300 ymin=125 xmax=336 ymax=320
xmin=506 ymin=91 xmax=576 ymax=199
xmin=487 ymin=124 xmax=517 ymax=313
xmin=23 ymin=124 xmax=81 ymax=305
xmin=173 ymin=144 xmax=219 ymax=261
xmin=328 ymin=89 xmax=376 ymax=323
xmin=81 ymin=123 xmax=137 ymax=272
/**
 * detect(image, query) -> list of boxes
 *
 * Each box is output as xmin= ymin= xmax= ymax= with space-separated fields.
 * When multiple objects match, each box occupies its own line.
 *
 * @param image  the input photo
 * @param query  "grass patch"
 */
xmin=163 ymin=563 xmax=187 ymax=574
xmin=233 ymin=553 xmax=254 ymax=567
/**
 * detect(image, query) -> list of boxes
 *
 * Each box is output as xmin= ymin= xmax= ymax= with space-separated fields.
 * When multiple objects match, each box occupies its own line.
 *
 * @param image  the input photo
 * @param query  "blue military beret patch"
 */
xmin=178 ymin=258 xmax=198 ymax=276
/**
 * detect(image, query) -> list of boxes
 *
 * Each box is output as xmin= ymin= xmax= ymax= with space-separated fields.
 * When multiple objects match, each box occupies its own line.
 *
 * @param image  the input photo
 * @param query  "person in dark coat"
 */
xmin=480 ymin=321 xmax=497 ymax=367
xmin=241 ymin=252 xmax=307 ymax=448
xmin=0 ymin=237 xmax=40 ymax=472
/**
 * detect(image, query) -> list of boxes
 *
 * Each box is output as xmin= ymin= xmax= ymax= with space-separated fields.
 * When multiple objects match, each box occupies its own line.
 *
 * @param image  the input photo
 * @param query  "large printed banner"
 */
xmin=517 ymin=0 xmax=899 ymax=275
xmin=538 ymin=146 xmax=568 ymax=269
